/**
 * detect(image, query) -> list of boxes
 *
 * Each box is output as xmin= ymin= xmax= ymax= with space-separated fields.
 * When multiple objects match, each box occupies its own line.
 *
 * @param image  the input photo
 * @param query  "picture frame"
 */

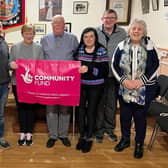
xmin=73 ymin=1 xmax=88 ymax=14
xmin=34 ymin=24 xmax=46 ymax=35
xmin=0 ymin=0 xmax=25 ymax=29
xmin=164 ymin=0 xmax=168 ymax=6
xmin=106 ymin=0 xmax=131 ymax=25
xmin=152 ymin=0 xmax=159 ymax=11
xmin=64 ymin=22 xmax=71 ymax=33
xmin=141 ymin=0 xmax=150 ymax=14
xmin=39 ymin=0 xmax=62 ymax=21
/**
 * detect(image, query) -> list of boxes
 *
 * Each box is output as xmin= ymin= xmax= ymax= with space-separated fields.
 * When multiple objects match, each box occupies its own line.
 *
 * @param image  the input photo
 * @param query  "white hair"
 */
xmin=128 ymin=19 xmax=147 ymax=36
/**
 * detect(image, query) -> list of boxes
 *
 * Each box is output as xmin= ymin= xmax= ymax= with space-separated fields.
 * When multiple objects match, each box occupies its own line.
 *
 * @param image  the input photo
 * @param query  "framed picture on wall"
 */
xmin=0 ymin=0 xmax=25 ymax=29
xmin=164 ymin=0 xmax=168 ymax=6
xmin=152 ymin=0 xmax=159 ymax=11
xmin=106 ymin=0 xmax=131 ymax=25
xmin=73 ymin=1 xmax=88 ymax=14
xmin=141 ymin=0 xmax=150 ymax=14
xmin=64 ymin=22 xmax=71 ymax=32
xmin=39 ymin=0 xmax=62 ymax=21
xmin=34 ymin=24 xmax=46 ymax=35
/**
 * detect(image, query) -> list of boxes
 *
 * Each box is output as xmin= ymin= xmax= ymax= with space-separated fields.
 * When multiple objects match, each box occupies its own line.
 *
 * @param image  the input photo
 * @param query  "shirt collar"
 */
xmin=102 ymin=24 xmax=117 ymax=35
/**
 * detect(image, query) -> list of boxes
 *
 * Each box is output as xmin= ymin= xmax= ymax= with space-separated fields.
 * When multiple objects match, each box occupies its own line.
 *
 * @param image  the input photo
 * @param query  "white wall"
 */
xmin=130 ymin=0 xmax=168 ymax=48
xmin=5 ymin=0 xmax=106 ymax=43
xmin=4 ymin=0 xmax=168 ymax=49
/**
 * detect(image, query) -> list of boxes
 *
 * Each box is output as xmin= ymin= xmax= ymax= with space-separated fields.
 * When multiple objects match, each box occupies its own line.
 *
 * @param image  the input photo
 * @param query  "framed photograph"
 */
xmin=164 ymin=0 xmax=168 ymax=6
xmin=106 ymin=0 xmax=131 ymax=25
xmin=73 ymin=1 xmax=88 ymax=14
xmin=64 ymin=22 xmax=71 ymax=33
xmin=39 ymin=0 xmax=62 ymax=21
xmin=0 ymin=0 xmax=25 ymax=29
xmin=34 ymin=24 xmax=46 ymax=35
xmin=152 ymin=0 xmax=159 ymax=11
xmin=141 ymin=0 xmax=150 ymax=14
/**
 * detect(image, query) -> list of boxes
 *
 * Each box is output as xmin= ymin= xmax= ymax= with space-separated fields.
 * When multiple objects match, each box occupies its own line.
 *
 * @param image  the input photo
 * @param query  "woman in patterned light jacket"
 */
xmin=112 ymin=19 xmax=159 ymax=159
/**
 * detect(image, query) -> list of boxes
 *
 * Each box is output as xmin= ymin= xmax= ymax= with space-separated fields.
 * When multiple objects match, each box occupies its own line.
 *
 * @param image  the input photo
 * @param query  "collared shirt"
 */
xmin=101 ymin=24 xmax=116 ymax=42
xmin=41 ymin=32 xmax=78 ymax=60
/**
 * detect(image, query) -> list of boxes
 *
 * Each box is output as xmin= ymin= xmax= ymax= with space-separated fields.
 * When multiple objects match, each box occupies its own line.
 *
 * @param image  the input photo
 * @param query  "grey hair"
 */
xmin=102 ymin=9 xmax=118 ymax=19
xmin=52 ymin=15 xmax=65 ymax=23
xmin=128 ymin=19 xmax=147 ymax=36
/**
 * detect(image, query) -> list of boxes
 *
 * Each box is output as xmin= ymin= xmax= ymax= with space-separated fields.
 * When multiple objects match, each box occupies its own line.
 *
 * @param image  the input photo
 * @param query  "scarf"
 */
xmin=119 ymin=37 xmax=147 ymax=105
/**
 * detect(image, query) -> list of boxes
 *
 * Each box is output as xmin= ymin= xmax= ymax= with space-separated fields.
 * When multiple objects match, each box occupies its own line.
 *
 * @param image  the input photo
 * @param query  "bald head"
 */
xmin=52 ymin=15 xmax=65 ymax=36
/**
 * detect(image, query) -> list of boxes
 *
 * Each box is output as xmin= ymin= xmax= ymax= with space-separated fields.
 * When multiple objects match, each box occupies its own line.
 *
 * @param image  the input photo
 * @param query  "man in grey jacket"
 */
xmin=0 ymin=26 xmax=10 ymax=149
xmin=96 ymin=9 xmax=127 ymax=143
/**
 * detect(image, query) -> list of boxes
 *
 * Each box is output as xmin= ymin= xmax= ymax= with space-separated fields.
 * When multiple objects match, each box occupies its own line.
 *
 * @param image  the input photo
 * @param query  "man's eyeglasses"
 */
xmin=103 ymin=17 xmax=117 ymax=20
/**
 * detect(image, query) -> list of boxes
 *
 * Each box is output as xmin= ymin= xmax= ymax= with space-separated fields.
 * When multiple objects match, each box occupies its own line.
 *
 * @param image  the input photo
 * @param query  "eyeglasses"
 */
xmin=103 ymin=17 xmax=117 ymax=20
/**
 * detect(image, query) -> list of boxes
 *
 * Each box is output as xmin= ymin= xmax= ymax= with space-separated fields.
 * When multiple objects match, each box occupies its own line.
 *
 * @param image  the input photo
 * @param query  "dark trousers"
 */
xmin=12 ymin=85 xmax=35 ymax=133
xmin=78 ymin=84 xmax=104 ymax=139
xmin=96 ymin=77 xmax=118 ymax=136
xmin=0 ymin=83 xmax=9 ymax=138
xmin=119 ymin=96 xmax=150 ymax=144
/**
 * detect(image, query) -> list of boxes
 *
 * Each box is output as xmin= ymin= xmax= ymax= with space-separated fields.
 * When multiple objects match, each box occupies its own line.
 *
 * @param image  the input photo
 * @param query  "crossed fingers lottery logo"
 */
xmin=20 ymin=67 xmax=33 ymax=84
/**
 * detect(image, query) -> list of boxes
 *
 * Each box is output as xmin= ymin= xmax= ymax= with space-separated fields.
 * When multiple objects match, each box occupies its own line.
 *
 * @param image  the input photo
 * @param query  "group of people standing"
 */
xmin=0 ymin=8 xmax=159 ymax=159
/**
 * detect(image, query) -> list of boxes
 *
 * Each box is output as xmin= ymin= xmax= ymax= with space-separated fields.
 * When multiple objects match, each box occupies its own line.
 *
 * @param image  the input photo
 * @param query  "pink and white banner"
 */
xmin=16 ymin=59 xmax=81 ymax=106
